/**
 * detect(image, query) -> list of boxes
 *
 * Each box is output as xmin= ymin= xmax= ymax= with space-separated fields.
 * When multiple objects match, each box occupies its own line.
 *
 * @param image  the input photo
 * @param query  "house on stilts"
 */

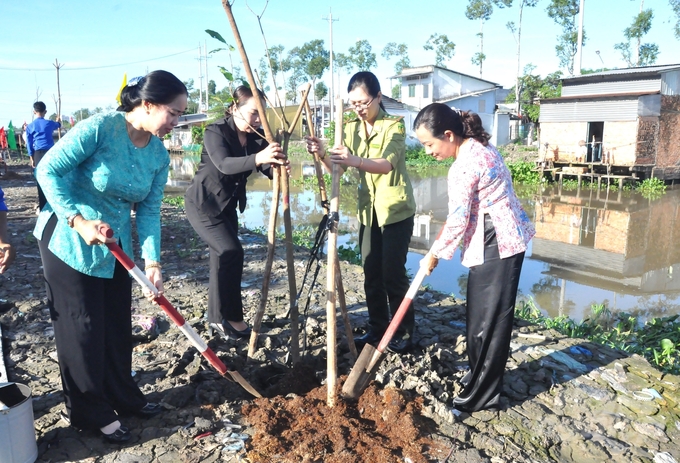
xmin=538 ymin=64 xmax=680 ymax=184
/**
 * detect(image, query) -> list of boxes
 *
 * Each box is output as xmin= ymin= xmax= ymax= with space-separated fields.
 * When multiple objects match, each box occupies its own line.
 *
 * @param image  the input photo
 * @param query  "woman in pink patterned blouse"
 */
xmin=414 ymin=103 xmax=535 ymax=413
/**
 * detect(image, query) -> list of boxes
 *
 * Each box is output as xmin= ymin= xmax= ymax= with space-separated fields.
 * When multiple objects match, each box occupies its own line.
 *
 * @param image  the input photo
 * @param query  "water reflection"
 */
xmin=167 ymin=155 xmax=680 ymax=322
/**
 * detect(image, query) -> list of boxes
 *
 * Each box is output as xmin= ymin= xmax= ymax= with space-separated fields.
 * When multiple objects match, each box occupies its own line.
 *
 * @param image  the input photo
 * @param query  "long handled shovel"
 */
xmin=342 ymin=265 xmax=428 ymax=399
xmin=101 ymin=228 xmax=262 ymax=398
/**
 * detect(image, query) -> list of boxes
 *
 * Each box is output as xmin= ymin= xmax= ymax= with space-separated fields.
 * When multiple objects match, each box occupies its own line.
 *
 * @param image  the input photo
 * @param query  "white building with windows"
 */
xmin=391 ymin=65 xmax=511 ymax=146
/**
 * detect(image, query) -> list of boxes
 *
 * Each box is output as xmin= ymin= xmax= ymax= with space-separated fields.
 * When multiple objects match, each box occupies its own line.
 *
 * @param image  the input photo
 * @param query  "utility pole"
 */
xmin=53 ymin=59 xmax=63 ymax=139
xmin=197 ymin=44 xmax=204 ymax=113
xmin=322 ymin=8 xmax=339 ymax=128
xmin=204 ymin=40 xmax=210 ymax=112
xmin=575 ymin=0 xmax=585 ymax=75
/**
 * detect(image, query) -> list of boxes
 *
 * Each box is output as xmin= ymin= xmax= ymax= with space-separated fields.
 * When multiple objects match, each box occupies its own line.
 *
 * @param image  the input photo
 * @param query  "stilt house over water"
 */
xmin=538 ymin=64 xmax=680 ymax=181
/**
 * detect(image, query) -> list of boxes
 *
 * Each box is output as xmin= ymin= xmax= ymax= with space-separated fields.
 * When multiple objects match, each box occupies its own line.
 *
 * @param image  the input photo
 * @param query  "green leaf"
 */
xmin=209 ymin=48 xmax=226 ymax=55
xmin=661 ymin=338 xmax=675 ymax=353
xmin=205 ymin=29 xmax=227 ymax=44
xmin=218 ymin=66 xmax=234 ymax=82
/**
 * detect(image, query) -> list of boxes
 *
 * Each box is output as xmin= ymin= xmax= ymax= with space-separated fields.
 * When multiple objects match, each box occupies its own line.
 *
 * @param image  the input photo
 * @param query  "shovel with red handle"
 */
xmin=342 ymin=227 xmax=445 ymax=399
xmin=341 ymin=265 xmax=428 ymax=399
xmin=101 ymin=227 xmax=262 ymax=398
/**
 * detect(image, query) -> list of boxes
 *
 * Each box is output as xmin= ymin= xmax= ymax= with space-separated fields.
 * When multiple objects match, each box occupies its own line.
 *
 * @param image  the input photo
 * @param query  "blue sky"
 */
xmin=1 ymin=0 xmax=678 ymax=126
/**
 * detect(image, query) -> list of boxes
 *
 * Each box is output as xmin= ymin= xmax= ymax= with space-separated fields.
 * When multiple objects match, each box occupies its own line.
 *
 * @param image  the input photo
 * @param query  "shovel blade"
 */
xmin=342 ymin=344 xmax=385 ymax=399
xmin=225 ymin=370 xmax=263 ymax=398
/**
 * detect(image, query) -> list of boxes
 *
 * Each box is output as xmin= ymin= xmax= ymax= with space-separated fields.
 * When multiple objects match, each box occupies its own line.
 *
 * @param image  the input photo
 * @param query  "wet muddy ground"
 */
xmin=1 ymin=159 xmax=679 ymax=463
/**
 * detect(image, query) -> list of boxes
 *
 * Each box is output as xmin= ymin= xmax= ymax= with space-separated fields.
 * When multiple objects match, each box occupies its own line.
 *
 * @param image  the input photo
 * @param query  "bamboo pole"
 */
xmin=221 ymin=1 xmax=280 ymax=359
xmin=280 ymin=82 xmax=311 ymax=365
xmin=304 ymin=100 xmax=357 ymax=361
xmin=326 ymin=96 xmax=343 ymax=406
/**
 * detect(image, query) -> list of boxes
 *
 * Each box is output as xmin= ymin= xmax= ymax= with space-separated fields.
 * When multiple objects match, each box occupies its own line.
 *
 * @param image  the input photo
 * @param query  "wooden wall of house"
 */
xmin=603 ymin=121 xmax=638 ymax=166
xmin=540 ymin=121 xmax=638 ymax=165
xmin=539 ymin=122 xmax=587 ymax=161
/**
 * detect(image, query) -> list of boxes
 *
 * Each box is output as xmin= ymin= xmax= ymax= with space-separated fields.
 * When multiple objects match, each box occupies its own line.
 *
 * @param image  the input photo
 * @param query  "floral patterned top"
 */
xmin=430 ymin=139 xmax=535 ymax=268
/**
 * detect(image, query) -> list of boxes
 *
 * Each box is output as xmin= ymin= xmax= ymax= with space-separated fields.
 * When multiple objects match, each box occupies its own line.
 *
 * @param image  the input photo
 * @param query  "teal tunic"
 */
xmin=33 ymin=112 xmax=169 ymax=278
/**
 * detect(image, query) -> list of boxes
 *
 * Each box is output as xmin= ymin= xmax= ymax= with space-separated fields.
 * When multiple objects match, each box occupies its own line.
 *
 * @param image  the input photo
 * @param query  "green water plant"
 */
xmin=505 ymin=159 xmax=541 ymax=185
xmin=515 ymin=298 xmax=680 ymax=374
xmin=638 ymin=177 xmax=666 ymax=199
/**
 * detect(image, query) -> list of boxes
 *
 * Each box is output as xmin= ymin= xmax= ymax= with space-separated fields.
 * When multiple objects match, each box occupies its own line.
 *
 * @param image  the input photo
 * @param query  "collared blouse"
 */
xmin=33 ymin=112 xmax=169 ymax=278
xmin=430 ymin=138 xmax=535 ymax=267
xmin=343 ymin=108 xmax=416 ymax=227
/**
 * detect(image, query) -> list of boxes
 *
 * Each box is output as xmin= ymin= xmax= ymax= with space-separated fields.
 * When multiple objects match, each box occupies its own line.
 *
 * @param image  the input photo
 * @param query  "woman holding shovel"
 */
xmin=34 ymin=71 xmax=188 ymax=442
xmin=184 ymin=86 xmax=288 ymax=341
xmin=305 ymin=71 xmax=416 ymax=353
xmin=414 ymin=103 xmax=535 ymax=413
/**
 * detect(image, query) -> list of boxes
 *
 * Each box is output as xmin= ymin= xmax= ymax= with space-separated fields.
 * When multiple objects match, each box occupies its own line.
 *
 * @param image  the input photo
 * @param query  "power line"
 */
xmin=0 ymin=48 xmax=197 ymax=72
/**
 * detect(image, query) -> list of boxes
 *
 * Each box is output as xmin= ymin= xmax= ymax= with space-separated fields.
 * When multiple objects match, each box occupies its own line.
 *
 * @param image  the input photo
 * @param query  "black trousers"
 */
xmin=38 ymin=216 xmax=146 ymax=429
xmin=359 ymin=213 xmax=414 ymax=337
xmin=185 ymin=199 xmax=244 ymax=324
xmin=453 ymin=215 xmax=525 ymax=412
xmin=33 ymin=149 xmax=49 ymax=210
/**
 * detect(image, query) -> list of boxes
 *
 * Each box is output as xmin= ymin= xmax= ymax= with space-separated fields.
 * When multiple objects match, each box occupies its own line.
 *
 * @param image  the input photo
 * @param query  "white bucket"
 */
xmin=0 ymin=383 xmax=38 ymax=463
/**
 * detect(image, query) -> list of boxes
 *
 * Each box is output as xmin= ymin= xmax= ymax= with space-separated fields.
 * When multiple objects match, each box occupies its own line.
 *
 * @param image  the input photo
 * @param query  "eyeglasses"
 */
xmin=348 ymin=97 xmax=374 ymax=110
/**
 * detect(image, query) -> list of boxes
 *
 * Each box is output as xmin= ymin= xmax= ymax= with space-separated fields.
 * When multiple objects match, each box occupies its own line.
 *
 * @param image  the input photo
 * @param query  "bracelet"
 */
xmin=145 ymin=262 xmax=162 ymax=270
xmin=358 ymin=158 xmax=364 ymax=169
xmin=67 ymin=213 xmax=82 ymax=228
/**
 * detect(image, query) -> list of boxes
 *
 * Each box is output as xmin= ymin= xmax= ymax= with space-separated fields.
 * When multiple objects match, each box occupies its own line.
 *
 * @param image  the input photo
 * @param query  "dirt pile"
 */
xmin=244 ymin=374 xmax=447 ymax=463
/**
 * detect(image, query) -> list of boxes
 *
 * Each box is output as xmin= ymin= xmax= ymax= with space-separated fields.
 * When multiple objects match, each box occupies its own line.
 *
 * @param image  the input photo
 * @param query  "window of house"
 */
xmin=423 ymin=84 xmax=429 ymax=98
xmin=478 ymin=99 xmax=486 ymax=113
xmin=408 ymin=84 xmax=416 ymax=98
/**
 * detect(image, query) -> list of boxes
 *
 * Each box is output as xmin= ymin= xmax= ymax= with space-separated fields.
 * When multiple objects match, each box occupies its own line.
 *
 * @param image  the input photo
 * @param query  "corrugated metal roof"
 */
xmin=562 ymin=79 xmax=660 ymax=97
xmin=562 ymin=64 xmax=680 ymax=81
xmin=390 ymin=65 xmax=499 ymax=86
xmin=436 ymin=87 xmax=497 ymax=104
xmin=541 ymin=91 xmax=658 ymax=103
xmin=539 ymin=99 xmax=639 ymax=122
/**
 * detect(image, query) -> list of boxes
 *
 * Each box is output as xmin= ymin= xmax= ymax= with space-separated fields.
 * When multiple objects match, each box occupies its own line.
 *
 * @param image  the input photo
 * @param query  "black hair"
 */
xmin=117 ymin=70 xmax=188 ymax=112
xmin=33 ymin=101 xmax=47 ymax=114
xmin=347 ymin=71 xmax=386 ymax=111
xmin=226 ymin=85 xmax=265 ymax=116
xmin=413 ymin=103 xmax=490 ymax=146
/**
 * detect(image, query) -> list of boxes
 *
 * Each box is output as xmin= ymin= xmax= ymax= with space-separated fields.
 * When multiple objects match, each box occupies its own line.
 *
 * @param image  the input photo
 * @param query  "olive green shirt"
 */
xmin=343 ymin=108 xmax=416 ymax=227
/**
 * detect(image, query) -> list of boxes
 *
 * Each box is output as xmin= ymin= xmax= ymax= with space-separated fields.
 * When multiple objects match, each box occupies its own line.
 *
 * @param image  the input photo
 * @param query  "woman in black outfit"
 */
xmin=185 ymin=86 xmax=287 ymax=339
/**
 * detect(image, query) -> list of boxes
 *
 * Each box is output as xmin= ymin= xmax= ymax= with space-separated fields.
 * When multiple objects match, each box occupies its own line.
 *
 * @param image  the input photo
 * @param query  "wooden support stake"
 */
xmin=221 ymin=1 xmax=281 ymax=359
xmin=303 ymin=100 xmax=357 ymax=361
xmin=326 ymin=96 xmax=343 ymax=407
xmin=280 ymin=82 xmax=311 ymax=365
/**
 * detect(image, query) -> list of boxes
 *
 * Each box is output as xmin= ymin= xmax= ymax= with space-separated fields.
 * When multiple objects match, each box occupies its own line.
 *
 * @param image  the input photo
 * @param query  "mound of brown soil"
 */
xmin=242 ymin=376 xmax=447 ymax=463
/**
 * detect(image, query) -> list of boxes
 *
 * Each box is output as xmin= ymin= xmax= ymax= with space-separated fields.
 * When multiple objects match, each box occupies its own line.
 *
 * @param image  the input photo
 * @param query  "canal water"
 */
xmin=168 ymin=154 xmax=680 ymax=323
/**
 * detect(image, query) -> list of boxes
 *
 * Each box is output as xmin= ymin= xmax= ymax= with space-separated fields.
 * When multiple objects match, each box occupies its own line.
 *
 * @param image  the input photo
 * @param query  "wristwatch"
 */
xmin=67 ymin=213 xmax=82 ymax=228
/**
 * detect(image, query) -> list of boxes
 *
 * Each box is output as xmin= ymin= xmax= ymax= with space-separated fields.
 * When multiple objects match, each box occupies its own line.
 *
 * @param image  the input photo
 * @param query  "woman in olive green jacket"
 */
xmin=306 ymin=71 xmax=416 ymax=353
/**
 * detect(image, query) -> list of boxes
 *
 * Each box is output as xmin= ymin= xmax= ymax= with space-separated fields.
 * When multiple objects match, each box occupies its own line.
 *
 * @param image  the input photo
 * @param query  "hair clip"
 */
xmin=127 ymin=76 xmax=145 ymax=87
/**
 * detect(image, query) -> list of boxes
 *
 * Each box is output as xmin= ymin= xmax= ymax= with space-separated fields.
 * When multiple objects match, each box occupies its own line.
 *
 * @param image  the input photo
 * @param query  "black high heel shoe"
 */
xmin=209 ymin=319 xmax=251 ymax=340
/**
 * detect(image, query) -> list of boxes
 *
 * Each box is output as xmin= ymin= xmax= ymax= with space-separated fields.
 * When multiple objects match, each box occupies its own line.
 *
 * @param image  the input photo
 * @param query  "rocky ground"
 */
xmin=1 ymin=158 xmax=680 ymax=463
